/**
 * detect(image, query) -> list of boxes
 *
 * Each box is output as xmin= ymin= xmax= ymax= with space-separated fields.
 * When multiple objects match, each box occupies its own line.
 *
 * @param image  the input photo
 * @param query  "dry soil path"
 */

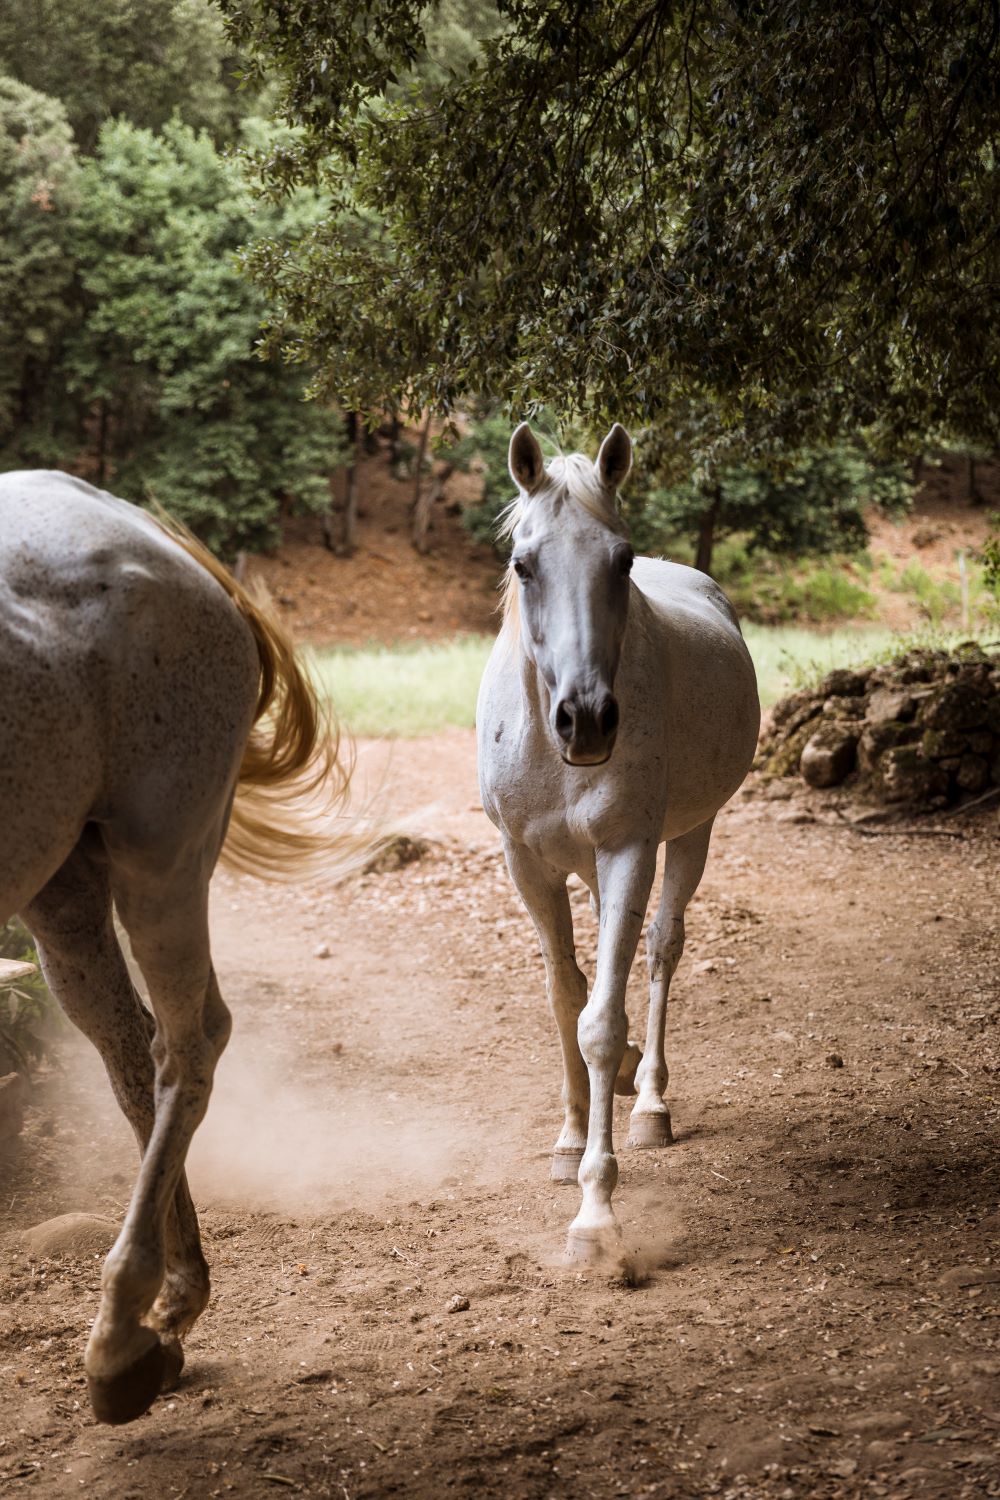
xmin=2 ymin=734 xmax=999 ymax=1500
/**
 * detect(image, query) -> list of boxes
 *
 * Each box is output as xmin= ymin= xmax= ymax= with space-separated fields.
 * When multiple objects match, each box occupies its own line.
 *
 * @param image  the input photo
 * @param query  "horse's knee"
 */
xmin=646 ymin=915 xmax=684 ymax=982
xmin=548 ymin=963 xmax=586 ymax=1022
xmin=578 ymin=1003 xmax=627 ymax=1070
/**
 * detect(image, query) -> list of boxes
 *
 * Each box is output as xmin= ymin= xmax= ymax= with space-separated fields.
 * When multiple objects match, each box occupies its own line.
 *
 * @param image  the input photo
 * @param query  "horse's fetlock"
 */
xmin=579 ymin=1148 xmax=618 ymax=1198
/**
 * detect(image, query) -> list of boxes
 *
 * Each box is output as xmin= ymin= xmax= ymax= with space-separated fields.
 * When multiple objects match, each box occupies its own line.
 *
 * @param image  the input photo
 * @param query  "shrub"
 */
xmin=0 ymin=920 xmax=56 ymax=1077
xmin=61 ymin=118 xmax=343 ymax=555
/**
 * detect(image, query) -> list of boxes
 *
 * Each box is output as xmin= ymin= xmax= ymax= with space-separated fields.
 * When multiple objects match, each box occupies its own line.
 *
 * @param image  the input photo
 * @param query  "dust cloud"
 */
xmin=187 ymin=1028 xmax=499 ymax=1214
xmin=49 ymin=1021 xmax=500 ymax=1221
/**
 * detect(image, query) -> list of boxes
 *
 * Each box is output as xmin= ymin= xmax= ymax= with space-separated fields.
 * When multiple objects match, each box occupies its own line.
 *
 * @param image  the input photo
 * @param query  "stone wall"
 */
xmin=757 ymin=645 xmax=1000 ymax=806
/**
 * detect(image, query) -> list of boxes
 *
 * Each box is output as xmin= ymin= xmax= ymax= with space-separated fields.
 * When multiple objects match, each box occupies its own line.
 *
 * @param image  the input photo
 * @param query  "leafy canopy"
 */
xmin=0 ymin=0 xmax=249 ymax=151
xmin=221 ymin=0 xmax=1000 ymax=464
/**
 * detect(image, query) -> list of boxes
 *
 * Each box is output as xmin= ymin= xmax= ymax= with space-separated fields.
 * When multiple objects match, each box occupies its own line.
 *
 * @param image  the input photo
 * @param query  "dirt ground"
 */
xmin=2 ymin=734 xmax=999 ymax=1500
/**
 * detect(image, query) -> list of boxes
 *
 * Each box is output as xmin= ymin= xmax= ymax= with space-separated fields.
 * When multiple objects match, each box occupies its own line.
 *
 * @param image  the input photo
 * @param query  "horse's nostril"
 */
xmin=599 ymin=698 xmax=619 ymax=737
xmin=555 ymin=701 xmax=575 ymax=742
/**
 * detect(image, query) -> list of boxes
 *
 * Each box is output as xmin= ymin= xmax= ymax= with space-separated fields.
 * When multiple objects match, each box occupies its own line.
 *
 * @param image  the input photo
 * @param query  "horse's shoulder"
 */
xmin=632 ymin=556 xmax=742 ymax=635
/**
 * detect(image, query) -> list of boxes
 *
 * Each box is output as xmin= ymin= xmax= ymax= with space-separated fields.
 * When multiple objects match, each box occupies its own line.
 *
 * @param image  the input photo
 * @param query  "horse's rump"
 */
xmin=149 ymin=511 xmax=366 ymax=881
xmin=0 ymin=471 xmax=366 ymax=886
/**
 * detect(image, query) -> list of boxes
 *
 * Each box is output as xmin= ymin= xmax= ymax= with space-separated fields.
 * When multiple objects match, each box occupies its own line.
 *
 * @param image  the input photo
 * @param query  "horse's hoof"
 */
xmin=564 ymin=1225 xmax=620 ymax=1266
xmin=550 ymin=1148 xmax=583 ymax=1184
xmin=160 ymin=1337 xmax=185 ymax=1392
xmin=613 ymin=1042 xmax=642 ymax=1096
xmin=626 ymin=1109 xmax=673 ymax=1148
xmin=87 ymin=1336 xmax=167 ymax=1425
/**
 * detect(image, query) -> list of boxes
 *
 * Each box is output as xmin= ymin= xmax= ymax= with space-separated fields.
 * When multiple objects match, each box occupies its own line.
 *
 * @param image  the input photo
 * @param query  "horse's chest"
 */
xmin=483 ymin=748 xmax=649 ymax=871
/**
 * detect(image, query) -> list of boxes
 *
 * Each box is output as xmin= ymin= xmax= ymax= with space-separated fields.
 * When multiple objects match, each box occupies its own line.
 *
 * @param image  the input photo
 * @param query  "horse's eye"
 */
xmin=513 ymin=558 xmax=531 ymax=581
xmin=617 ymin=548 xmax=634 ymax=577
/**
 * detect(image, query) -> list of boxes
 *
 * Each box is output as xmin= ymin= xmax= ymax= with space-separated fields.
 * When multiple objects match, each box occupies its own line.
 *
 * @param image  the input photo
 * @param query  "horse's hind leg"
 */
xmin=627 ymin=818 xmax=714 ymax=1149
xmin=22 ymin=839 xmax=213 ymax=1413
xmin=78 ymin=852 xmax=230 ymax=1425
xmin=503 ymin=840 xmax=590 ymax=1183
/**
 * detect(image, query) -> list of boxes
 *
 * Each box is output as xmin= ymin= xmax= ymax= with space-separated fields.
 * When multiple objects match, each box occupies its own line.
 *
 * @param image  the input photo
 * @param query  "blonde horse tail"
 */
xmin=151 ymin=510 xmax=370 ymax=881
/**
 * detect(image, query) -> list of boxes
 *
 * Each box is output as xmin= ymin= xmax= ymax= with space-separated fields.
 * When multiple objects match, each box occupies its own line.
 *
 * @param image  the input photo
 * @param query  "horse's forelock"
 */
xmin=499 ymin=451 xmax=623 ymax=635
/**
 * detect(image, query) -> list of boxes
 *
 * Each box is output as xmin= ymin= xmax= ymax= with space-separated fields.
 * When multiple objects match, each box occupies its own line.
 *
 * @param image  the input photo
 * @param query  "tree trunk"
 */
xmin=410 ymin=412 xmax=434 ymax=553
xmin=387 ymin=414 xmax=402 ymax=466
xmin=96 ymin=398 xmax=109 ymax=487
xmin=967 ymin=453 xmax=983 ymax=506
xmin=342 ymin=415 xmax=363 ymax=554
xmin=695 ymin=485 xmax=721 ymax=576
xmin=414 ymin=460 xmax=456 ymax=556
xmin=323 ymin=411 xmax=361 ymax=554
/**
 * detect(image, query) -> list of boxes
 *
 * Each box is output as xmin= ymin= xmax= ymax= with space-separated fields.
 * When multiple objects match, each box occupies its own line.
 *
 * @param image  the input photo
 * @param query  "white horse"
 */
xmin=0 ymin=471 xmax=363 ymax=1424
xmin=477 ymin=424 xmax=760 ymax=1261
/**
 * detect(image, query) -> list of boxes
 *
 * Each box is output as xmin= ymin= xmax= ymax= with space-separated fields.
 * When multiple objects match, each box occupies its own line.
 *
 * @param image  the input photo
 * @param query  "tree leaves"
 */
xmin=223 ymin=0 xmax=1000 ymax=462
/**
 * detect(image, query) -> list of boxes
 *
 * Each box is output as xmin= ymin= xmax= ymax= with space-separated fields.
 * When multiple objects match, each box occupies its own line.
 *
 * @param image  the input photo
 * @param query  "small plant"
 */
xmin=719 ymin=551 xmax=875 ymax=624
xmin=0 ymin=919 xmax=57 ymax=1077
xmin=981 ymin=517 xmax=1000 ymax=624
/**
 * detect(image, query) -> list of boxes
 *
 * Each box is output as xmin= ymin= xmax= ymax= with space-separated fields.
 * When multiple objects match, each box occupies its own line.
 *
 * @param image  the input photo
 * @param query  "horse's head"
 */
xmin=505 ymin=421 xmax=634 ymax=766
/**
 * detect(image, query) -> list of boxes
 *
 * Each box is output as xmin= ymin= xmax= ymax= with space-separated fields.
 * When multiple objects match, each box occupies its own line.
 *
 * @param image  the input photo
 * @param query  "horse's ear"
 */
xmin=596 ymin=424 xmax=632 ymax=491
xmin=509 ymin=422 xmax=546 ymax=493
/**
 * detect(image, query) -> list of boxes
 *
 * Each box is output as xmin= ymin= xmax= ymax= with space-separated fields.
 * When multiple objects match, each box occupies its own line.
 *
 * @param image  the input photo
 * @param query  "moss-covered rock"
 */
xmin=920 ymin=682 xmax=987 ymax=733
xmin=764 ymin=646 xmax=999 ymax=809
xmin=800 ymin=722 xmax=859 ymax=788
xmin=956 ymin=753 xmax=989 ymax=793
xmin=858 ymin=719 xmax=919 ymax=774
xmin=823 ymin=694 xmax=867 ymax=720
xmin=818 ymin=668 xmax=868 ymax=697
xmin=759 ymin=721 xmax=818 ymax=780
xmin=877 ymin=747 xmax=950 ymax=805
xmin=921 ymin=726 xmax=968 ymax=760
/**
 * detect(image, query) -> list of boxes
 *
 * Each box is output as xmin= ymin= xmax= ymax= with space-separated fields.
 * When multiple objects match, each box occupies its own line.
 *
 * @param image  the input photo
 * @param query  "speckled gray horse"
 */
xmin=1 ymin=471 xmax=358 ymax=1424
xmin=477 ymin=425 xmax=760 ymax=1261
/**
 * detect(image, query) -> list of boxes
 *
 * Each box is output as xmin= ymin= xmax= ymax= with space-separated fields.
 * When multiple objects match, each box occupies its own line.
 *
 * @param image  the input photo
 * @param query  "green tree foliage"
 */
xmin=452 ymin=407 xmax=911 ymax=578
xmin=0 ymin=0 xmax=249 ymax=152
xmin=0 ymin=919 xmax=54 ymax=1077
xmin=622 ymin=444 xmax=913 ymax=576
xmin=60 ymin=119 xmax=341 ymax=553
xmin=221 ymin=0 xmax=1000 ymax=462
xmin=0 ymin=78 xmax=80 ymax=456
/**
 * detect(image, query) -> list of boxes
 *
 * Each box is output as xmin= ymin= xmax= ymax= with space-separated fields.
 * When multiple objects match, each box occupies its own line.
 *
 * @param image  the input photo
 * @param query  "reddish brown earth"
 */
xmin=3 ymin=739 xmax=999 ymax=1500
xmin=247 ymin=440 xmax=501 ymax=647
xmin=243 ymin=439 xmax=999 ymax=647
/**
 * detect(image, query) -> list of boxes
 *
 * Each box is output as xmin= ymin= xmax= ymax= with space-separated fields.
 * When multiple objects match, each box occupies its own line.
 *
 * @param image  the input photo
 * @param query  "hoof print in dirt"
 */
xmin=757 ymin=644 xmax=1000 ymax=810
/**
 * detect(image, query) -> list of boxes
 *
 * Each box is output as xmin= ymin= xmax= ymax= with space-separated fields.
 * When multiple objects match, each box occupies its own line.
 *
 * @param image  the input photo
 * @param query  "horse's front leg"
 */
xmin=569 ymin=841 xmax=657 ymax=1261
xmin=502 ymin=838 xmax=590 ymax=1182
xmin=629 ymin=817 xmax=714 ymax=1148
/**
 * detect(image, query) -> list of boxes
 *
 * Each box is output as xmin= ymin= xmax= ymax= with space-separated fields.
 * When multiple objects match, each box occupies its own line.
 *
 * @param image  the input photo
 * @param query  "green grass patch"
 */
xmin=719 ymin=550 xmax=876 ymax=624
xmin=315 ymin=624 xmax=993 ymax=736
xmin=312 ymin=636 xmax=493 ymax=737
xmin=742 ymin=624 xmax=898 ymax=707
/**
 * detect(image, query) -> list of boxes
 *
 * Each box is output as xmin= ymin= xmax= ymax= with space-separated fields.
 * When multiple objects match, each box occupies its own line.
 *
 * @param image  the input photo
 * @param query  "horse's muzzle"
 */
xmin=554 ymin=693 xmax=619 ymax=765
